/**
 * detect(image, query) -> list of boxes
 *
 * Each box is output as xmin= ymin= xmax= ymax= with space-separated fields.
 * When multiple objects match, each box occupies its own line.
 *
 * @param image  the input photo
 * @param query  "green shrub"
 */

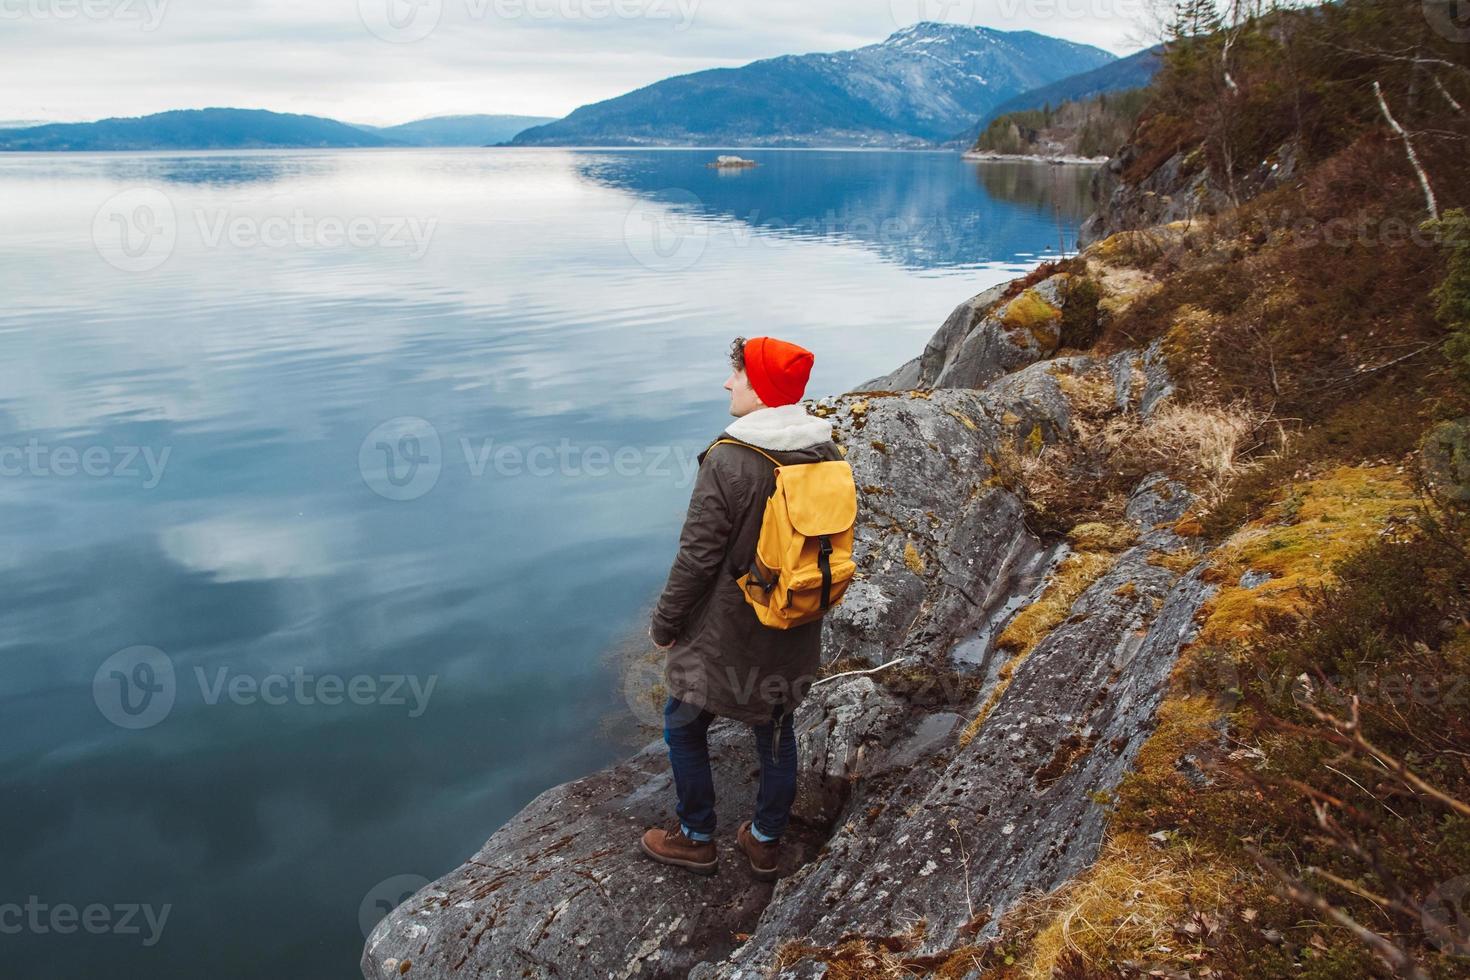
xmin=1429 ymin=209 xmax=1470 ymax=389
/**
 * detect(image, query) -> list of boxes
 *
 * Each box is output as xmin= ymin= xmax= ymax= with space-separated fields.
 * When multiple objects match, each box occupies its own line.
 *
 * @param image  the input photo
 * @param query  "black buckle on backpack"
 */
xmin=748 ymin=561 xmax=777 ymax=594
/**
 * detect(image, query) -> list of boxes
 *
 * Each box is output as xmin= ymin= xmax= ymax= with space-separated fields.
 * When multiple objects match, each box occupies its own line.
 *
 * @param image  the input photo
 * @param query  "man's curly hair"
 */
xmin=729 ymin=336 xmax=747 ymax=372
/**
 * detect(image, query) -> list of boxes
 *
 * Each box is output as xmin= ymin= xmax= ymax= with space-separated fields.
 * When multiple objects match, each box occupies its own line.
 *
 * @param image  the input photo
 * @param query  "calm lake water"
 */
xmin=0 ymin=148 xmax=1093 ymax=978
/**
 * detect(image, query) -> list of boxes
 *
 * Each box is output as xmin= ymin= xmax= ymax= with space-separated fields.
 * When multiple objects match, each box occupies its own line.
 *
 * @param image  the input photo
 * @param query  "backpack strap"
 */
xmin=707 ymin=438 xmax=782 ymax=589
xmin=817 ymin=534 xmax=833 ymax=609
xmin=707 ymin=437 xmax=782 ymax=469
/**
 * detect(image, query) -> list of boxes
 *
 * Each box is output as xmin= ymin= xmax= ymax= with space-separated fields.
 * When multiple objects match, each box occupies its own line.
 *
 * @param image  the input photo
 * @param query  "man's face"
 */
xmin=724 ymin=367 xmax=765 ymax=418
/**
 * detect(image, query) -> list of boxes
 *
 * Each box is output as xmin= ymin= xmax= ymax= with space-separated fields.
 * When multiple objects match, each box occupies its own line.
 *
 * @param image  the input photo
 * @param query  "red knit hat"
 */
xmin=744 ymin=337 xmax=814 ymax=407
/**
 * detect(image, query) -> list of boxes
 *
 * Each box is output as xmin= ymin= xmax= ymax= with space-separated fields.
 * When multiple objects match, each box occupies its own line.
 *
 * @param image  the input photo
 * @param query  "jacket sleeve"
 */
xmin=650 ymin=448 xmax=741 ymax=646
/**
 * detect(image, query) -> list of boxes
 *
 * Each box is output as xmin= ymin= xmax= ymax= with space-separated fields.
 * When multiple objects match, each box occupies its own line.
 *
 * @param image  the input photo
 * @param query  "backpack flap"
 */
xmin=773 ymin=461 xmax=857 ymax=535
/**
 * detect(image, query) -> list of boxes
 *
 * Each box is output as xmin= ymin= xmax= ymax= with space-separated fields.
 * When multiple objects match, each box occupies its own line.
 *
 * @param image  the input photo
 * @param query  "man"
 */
xmin=642 ymin=336 xmax=842 ymax=880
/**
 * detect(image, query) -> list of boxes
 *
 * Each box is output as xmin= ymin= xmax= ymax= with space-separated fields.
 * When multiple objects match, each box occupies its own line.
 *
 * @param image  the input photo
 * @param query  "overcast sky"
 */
xmin=0 ymin=0 xmax=1156 ymax=126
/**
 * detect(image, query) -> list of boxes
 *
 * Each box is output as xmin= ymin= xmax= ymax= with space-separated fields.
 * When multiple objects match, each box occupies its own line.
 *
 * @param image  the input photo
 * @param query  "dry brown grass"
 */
xmin=1120 ymin=400 xmax=1264 ymax=505
xmin=769 ymin=921 xmax=988 ymax=979
xmin=993 ymin=360 xmax=1271 ymax=534
xmin=1007 ymin=830 xmax=1233 ymax=979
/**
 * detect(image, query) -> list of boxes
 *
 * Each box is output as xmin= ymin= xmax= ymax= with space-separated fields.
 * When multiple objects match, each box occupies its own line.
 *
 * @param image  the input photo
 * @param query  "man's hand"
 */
xmin=649 ymin=624 xmax=675 ymax=650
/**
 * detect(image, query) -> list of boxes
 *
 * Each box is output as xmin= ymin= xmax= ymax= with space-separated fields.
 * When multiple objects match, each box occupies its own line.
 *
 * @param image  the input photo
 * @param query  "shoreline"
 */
xmin=963 ymin=150 xmax=1109 ymax=165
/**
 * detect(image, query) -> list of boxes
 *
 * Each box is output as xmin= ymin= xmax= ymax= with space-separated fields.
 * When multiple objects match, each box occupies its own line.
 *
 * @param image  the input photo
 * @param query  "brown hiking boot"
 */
xmin=737 ymin=820 xmax=780 ymax=881
xmin=639 ymin=825 xmax=718 ymax=875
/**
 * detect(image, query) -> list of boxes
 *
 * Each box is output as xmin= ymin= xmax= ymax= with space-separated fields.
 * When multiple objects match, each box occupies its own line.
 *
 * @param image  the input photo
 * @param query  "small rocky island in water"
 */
xmin=708 ymin=155 xmax=759 ymax=169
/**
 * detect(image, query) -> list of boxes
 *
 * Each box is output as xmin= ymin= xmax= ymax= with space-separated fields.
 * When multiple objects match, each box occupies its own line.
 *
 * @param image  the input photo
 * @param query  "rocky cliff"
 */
xmin=362 ymin=27 xmax=1470 ymax=953
xmin=360 ymin=241 xmax=1249 ymax=978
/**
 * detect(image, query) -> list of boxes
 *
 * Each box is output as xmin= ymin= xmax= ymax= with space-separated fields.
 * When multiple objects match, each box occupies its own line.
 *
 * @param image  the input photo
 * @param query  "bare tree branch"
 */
xmin=1302 ymin=697 xmax=1470 ymax=819
xmin=1249 ymin=847 xmax=1430 ymax=980
xmin=1374 ymin=81 xmax=1439 ymax=220
xmin=1431 ymin=74 xmax=1464 ymax=114
xmin=1323 ymin=44 xmax=1470 ymax=79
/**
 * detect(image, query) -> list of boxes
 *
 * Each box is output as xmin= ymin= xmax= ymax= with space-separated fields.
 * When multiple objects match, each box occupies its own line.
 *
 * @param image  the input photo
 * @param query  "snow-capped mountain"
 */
xmin=510 ymin=23 xmax=1116 ymax=147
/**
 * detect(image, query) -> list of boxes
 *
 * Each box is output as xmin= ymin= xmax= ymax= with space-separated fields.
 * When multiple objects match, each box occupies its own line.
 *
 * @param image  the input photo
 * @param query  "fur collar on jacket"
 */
xmin=724 ymin=403 xmax=833 ymax=451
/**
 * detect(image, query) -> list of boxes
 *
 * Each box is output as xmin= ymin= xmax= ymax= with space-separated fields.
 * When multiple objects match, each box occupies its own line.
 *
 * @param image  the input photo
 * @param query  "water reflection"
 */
xmin=0 ymin=150 xmax=335 ymax=187
xmin=0 ymin=147 xmax=1094 ymax=980
xmin=576 ymin=149 xmax=1096 ymax=268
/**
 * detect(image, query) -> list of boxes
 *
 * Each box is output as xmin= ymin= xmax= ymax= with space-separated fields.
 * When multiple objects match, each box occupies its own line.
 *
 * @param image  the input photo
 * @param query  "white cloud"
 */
xmin=0 ymin=0 xmax=1151 ymax=125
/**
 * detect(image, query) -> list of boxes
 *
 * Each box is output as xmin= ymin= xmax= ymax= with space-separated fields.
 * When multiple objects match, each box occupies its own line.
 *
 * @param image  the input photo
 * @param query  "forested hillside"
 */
xmin=971 ymin=89 xmax=1149 ymax=158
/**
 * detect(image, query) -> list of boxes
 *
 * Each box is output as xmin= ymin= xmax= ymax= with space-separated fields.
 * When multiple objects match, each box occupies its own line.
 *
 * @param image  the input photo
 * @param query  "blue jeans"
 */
xmin=663 ymin=695 xmax=797 ymax=843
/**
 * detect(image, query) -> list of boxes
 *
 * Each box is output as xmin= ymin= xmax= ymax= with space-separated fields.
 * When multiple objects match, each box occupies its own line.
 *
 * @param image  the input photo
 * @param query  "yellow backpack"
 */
xmin=709 ymin=438 xmax=859 ymax=630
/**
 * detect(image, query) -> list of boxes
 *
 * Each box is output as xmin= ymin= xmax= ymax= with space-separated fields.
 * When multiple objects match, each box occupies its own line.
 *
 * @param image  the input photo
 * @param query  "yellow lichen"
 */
xmin=1068 ymin=521 xmax=1137 ymax=552
xmin=958 ymin=546 xmax=1120 ymax=746
xmin=1024 ymin=424 xmax=1044 ymax=456
xmin=903 ymin=540 xmax=926 ymax=576
xmin=998 ymin=549 xmax=1119 ymax=657
xmin=946 ymin=408 xmax=978 ymax=431
xmin=1000 ymin=287 xmax=1063 ymax=350
xmin=1195 ymin=465 xmax=1417 ymax=645
xmin=1147 ymin=547 xmax=1201 ymax=574
xmin=1011 ymin=468 xmax=1422 ymax=970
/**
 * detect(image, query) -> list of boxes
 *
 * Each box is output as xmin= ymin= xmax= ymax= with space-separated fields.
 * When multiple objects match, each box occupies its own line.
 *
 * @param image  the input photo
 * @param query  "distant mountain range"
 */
xmin=0 ymin=109 xmax=555 ymax=151
xmin=0 ymin=28 xmax=1151 ymax=153
xmin=509 ymin=23 xmax=1116 ymax=148
xmin=357 ymin=114 xmax=557 ymax=146
xmin=950 ymin=45 xmax=1163 ymax=146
